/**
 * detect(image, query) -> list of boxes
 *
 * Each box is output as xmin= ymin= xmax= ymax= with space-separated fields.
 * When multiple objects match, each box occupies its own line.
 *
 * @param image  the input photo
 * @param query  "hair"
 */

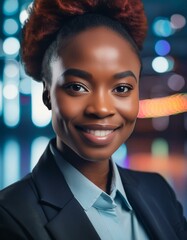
xmin=21 ymin=0 xmax=147 ymax=82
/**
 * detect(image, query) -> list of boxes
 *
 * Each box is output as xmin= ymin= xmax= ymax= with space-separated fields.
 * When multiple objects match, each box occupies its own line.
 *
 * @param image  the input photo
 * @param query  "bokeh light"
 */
xmin=31 ymin=137 xmax=50 ymax=170
xmin=151 ymin=138 xmax=169 ymax=157
xmin=171 ymin=14 xmax=186 ymax=29
xmin=155 ymin=40 xmax=171 ymax=56
xmin=3 ymin=18 xmax=19 ymax=36
xmin=152 ymin=116 xmax=169 ymax=131
xmin=112 ymin=144 xmax=128 ymax=168
xmin=3 ymin=37 xmax=20 ymax=56
xmin=3 ymin=98 xmax=20 ymax=127
xmin=153 ymin=18 xmax=175 ymax=37
xmin=138 ymin=94 xmax=187 ymax=118
xmin=168 ymin=74 xmax=185 ymax=91
xmin=152 ymin=56 xmax=169 ymax=73
xmin=4 ymin=60 xmax=19 ymax=78
xmin=19 ymin=78 xmax=31 ymax=95
xmin=19 ymin=9 xmax=29 ymax=25
xmin=3 ymin=140 xmax=20 ymax=187
xmin=31 ymin=81 xmax=51 ymax=127
xmin=3 ymin=84 xmax=19 ymax=100
xmin=3 ymin=0 xmax=19 ymax=16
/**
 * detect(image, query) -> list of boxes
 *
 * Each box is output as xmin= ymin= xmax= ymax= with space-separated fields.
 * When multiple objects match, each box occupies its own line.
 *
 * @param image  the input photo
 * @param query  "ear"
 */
xmin=42 ymin=81 xmax=51 ymax=110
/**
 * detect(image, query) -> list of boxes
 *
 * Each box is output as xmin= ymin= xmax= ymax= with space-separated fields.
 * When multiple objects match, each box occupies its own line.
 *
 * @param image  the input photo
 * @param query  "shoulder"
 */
xmin=118 ymin=166 xmax=179 ymax=202
xmin=0 ymin=174 xmax=40 ymax=239
xmin=118 ymin=166 xmax=168 ymax=183
xmin=0 ymin=174 xmax=37 ymax=207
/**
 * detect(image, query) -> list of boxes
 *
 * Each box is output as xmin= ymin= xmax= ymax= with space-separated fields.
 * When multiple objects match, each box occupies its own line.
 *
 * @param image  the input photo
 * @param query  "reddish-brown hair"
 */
xmin=22 ymin=0 xmax=147 ymax=81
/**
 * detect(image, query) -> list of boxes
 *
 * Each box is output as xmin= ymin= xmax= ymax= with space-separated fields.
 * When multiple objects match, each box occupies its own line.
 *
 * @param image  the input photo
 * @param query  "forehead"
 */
xmin=50 ymin=26 xmax=140 ymax=81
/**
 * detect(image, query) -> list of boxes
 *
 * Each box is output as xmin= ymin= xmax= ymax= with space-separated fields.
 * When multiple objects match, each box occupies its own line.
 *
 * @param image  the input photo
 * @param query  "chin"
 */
xmin=74 ymin=146 xmax=117 ymax=162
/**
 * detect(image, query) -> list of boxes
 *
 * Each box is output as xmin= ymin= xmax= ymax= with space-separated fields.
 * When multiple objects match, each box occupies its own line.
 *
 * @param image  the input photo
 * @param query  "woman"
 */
xmin=0 ymin=0 xmax=187 ymax=239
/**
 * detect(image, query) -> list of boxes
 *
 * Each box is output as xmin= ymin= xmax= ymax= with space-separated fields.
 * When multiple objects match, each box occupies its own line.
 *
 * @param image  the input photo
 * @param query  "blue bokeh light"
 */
xmin=155 ymin=40 xmax=171 ymax=56
xmin=3 ymin=18 xmax=19 ymax=36
xmin=3 ymin=0 xmax=19 ymax=16
xmin=153 ymin=18 xmax=175 ymax=37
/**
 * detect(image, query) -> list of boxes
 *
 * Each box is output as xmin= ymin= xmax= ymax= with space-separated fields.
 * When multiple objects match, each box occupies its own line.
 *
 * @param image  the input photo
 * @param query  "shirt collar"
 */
xmin=50 ymin=142 xmax=132 ymax=211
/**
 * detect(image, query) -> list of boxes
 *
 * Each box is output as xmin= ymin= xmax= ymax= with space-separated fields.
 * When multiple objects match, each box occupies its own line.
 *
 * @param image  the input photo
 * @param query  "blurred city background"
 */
xmin=0 ymin=0 xmax=187 ymax=217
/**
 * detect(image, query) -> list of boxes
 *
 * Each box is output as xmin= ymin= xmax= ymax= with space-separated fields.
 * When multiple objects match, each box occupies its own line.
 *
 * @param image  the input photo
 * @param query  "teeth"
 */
xmin=87 ymin=130 xmax=113 ymax=137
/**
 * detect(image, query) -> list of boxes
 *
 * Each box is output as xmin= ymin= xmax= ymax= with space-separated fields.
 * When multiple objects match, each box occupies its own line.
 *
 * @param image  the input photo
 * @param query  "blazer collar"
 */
xmin=32 ymin=140 xmax=100 ymax=240
xmin=118 ymin=167 xmax=178 ymax=240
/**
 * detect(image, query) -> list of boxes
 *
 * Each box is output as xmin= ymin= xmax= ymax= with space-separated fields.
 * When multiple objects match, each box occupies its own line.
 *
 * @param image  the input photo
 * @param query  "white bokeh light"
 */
xmin=19 ymin=10 xmax=29 ymax=25
xmin=3 ymin=84 xmax=19 ymax=100
xmin=4 ymin=60 xmax=19 ymax=78
xmin=152 ymin=57 xmax=169 ymax=73
xmin=3 ymin=37 xmax=20 ymax=55
xmin=31 ymin=81 xmax=51 ymax=127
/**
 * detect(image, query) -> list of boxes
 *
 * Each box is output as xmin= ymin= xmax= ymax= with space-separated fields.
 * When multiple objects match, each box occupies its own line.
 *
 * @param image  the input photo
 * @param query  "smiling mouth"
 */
xmin=75 ymin=124 xmax=120 ymax=145
xmin=85 ymin=129 xmax=114 ymax=137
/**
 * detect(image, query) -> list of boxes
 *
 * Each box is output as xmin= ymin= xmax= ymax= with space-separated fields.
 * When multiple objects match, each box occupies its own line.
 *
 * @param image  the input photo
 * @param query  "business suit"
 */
xmin=0 ymin=141 xmax=187 ymax=240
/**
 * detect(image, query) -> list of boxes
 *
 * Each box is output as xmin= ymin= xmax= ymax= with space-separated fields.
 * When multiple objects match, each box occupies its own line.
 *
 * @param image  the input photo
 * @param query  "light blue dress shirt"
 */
xmin=50 ymin=144 xmax=149 ymax=240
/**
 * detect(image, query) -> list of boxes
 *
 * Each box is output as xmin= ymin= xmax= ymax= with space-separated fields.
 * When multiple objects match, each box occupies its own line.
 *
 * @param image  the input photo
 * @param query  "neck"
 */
xmin=57 ymin=141 xmax=112 ymax=193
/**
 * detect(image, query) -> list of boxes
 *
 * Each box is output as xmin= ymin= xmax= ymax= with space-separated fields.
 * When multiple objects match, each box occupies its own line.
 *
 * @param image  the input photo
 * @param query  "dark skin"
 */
xmin=43 ymin=26 xmax=141 ymax=192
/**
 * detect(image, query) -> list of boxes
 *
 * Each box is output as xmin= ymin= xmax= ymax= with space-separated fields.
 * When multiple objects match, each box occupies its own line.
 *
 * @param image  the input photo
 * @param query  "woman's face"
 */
xmin=48 ymin=26 xmax=141 ymax=162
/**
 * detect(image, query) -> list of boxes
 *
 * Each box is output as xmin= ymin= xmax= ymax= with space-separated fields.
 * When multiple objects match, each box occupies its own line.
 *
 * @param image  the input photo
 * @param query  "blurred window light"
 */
xmin=31 ymin=81 xmax=51 ymax=127
xmin=3 ymin=84 xmax=18 ymax=100
xmin=4 ymin=60 xmax=19 ymax=78
xmin=171 ymin=14 xmax=186 ymax=29
xmin=152 ymin=116 xmax=169 ymax=131
xmin=19 ymin=10 xmax=29 ymax=25
xmin=151 ymin=138 xmax=169 ymax=157
xmin=20 ymin=78 xmax=31 ymax=95
xmin=4 ymin=98 xmax=20 ymax=127
xmin=112 ymin=144 xmax=128 ymax=168
xmin=3 ymin=140 xmax=20 ymax=188
xmin=152 ymin=56 xmax=169 ymax=73
xmin=3 ymin=0 xmax=19 ymax=16
xmin=0 ymin=82 xmax=2 ymax=115
xmin=3 ymin=18 xmax=19 ymax=35
xmin=168 ymin=74 xmax=185 ymax=91
xmin=3 ymin=37 xmax=20 ymax=56
xmin=31 ymin=137 xmax=49 ymax=170
xmin=155 ymin=40 xmax=171 ymax=56
xmin=3 ymin=71 xmax=20 ymax=127
xmin=153 ymin=18 xmax=175 ymax=37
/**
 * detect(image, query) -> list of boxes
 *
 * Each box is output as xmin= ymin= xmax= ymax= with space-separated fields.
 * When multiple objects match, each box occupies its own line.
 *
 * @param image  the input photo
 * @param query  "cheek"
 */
xmin=117 ymin=93 xmax=139 ymax=122
xmin=52 ymin=92 xmax=84 ymax=123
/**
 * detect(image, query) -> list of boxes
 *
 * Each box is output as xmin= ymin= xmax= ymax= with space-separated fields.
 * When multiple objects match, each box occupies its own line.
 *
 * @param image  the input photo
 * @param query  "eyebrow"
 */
xmin=114 ymin=71 xmax=137 ymax=82
xmin=62 ymin=68 xmax=137 ymax=82
xmin=62 ymin=68 xmax=92 ymax=80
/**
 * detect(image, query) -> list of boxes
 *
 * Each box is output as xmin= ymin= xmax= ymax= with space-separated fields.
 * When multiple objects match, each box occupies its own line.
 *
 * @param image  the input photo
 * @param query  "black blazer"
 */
xmin=0 ymin=140 xmax=187 ymax=240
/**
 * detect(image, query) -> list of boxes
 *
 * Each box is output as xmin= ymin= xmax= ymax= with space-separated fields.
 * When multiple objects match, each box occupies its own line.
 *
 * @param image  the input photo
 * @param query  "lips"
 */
xmin=75 ymin=124 xmax=120 ymax=146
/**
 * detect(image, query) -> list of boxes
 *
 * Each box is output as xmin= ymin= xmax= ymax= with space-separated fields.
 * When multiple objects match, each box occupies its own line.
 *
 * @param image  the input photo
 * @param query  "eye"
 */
xmin=113 ymin=85 xmax=132 ymax=94
xmin=64 ymin=83 xmax=88 ymax=93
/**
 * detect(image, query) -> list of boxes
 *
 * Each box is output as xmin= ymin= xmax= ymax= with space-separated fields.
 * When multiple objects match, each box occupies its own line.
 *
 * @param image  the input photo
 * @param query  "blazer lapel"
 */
xmin=118 ymin=167 xmax=178 ymax=240
xmin=45 ymin=198 xmax=100 ymax=240
xmin=32 ymin=141 xmax=100 ymax=240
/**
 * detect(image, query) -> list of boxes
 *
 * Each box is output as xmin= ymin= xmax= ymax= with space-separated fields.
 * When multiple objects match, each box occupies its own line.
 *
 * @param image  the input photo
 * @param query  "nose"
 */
xmin=84 ymin=91 xmax=115 ymax=118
